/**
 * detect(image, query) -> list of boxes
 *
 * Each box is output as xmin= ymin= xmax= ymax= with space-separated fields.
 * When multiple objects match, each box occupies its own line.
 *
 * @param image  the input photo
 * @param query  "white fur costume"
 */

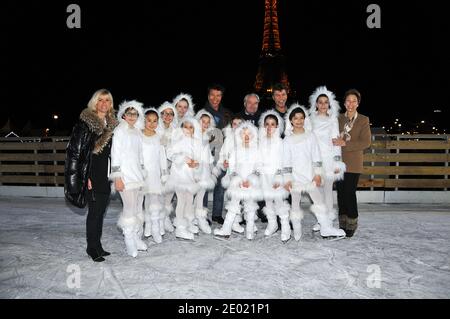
xmin=257 ymin=110 xmax=291 ymax=241
xmin=192 ymin=109 xmax=219 ymax=234
xmin=283 ymin=104 xmax=345 ymax=240
xmin=172 ymin=93 xmax=195 ymax=123
xmin=157 ymin=101 xmax=178 ymax=233
xmin=110 ymin=100 xmax=147 ymax=257
xmin=309 ymin=86 xmax=346 ymax=222
xmin=214 ymin=121 xmax=262 ymax=240
xmin=141 ymin=107 xmax=170 ymax=243
xmin=166 ymin=117 xmax=204 ymax=240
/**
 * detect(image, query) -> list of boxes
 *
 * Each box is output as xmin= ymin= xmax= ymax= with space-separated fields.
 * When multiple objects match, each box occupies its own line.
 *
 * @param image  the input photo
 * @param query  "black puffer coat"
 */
xmin=64 ymin=108 xmax=117 ymax=208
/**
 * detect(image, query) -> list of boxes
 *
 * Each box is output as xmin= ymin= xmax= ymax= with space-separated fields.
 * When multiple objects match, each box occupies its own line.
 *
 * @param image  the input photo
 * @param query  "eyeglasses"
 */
xmin=125 ymin=112 xmax=139 ymax=118
xmin=162 ymin=112 xmax=174 ymax=117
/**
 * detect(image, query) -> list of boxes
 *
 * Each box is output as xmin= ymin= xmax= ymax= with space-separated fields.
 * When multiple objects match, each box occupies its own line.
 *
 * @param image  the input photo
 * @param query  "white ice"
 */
xmin=0 ymin=196 xmax=449 ymax=299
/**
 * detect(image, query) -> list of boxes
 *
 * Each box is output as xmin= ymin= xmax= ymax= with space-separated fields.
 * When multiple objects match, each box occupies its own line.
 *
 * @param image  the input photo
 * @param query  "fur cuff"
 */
xmin=290 ymin=209 xmax=304 ymax=221
xmin=332 ymin=161 xmax=346 ymax=181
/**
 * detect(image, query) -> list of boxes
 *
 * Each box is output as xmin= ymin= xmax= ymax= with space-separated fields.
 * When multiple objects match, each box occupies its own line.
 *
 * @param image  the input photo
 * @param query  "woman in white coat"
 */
xmin=142 ymin=108 xmax=169 ymax=244
xmin=165 ymin=117 xmax=203 ymax=240
xmin=110 ymin=100 xmax=148 ymax=257
xmin=283 ymin=104 xmax=346 ymax=241
xmin=308 ymin=86 xmax=346 ymax=230
xmin=257 ymin=110 xmax=291 ymax=242
xmin=214 ymin=121 xmax=262 ymax=240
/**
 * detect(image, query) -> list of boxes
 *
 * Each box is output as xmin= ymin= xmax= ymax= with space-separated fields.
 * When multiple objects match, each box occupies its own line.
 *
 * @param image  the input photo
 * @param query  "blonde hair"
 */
xmin=87 ymin=89 xmax=114 ymax=115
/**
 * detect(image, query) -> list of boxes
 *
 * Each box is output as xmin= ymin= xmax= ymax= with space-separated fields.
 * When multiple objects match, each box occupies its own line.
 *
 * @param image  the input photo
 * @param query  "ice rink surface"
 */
xmin=1 ymin=196 xmax=449 ymax=299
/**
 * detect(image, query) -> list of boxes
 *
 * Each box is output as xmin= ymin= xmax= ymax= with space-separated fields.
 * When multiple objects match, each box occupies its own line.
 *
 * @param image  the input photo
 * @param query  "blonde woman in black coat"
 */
xmin=65 ymin=89 xmax=118 ymax=262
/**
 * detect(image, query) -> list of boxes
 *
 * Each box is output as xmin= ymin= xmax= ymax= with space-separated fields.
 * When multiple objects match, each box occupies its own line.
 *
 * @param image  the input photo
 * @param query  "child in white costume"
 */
xmin=257 ymin=110 xmax=291 ymax=242
xmin=214 ymin=121 xmax=262 ymax=240
xmin=141 ymin=108 xmax=169 ymax=244
xmin=110 ymin=100 xmax=148 ymax=257
xmin=193 ymin=109 xmax=218 ymax=234
xmin=172 ymin=93 xmax=195 ymax=123
xmin=166 ymin=117 xmax=203 ymax=240
xmin=308 ymin=86 xmax=346 ymax=229
xmin=157 ymin=101 xmax=178 ymax=233
xmin=283 ymin=104 xmax=346 ymax=241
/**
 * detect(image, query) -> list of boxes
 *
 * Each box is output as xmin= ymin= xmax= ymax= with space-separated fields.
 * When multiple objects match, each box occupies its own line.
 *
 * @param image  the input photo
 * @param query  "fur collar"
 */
xmin=80 ymin=108 xmax=118 ymax=154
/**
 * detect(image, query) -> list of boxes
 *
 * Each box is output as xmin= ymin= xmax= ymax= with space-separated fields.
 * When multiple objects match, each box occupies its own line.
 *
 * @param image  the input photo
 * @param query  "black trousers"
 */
xmin=86 ymin=191 xmax=110 ymax=251
xmin=336 ymin=173 xmax=360 ymax=219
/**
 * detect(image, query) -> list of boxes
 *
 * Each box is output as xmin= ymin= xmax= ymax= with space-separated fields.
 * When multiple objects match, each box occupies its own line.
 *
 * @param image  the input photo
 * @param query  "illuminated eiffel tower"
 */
xmin=254 ymin=0 xmax=292 ymax=105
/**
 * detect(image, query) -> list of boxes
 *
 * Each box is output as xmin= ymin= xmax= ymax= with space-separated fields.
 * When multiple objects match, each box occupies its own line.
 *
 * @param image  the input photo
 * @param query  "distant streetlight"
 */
xmin=421 ymin=120 xmax=425 ymax=124
xmin=398 ymin=124 xmax=402 ymax=127
xmin=53 ymin=115 xmax=59 ymax=120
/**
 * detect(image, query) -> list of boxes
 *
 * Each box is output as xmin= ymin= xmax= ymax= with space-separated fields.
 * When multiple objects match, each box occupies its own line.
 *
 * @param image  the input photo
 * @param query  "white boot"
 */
xmin=158 ymin=209 xmax=166 ymax=236
xmin=144 ymin=214 xmax=152 ymax=237
xmin=263 ymin=206 xmax=278 ymax=236
xmin=123 ymin=229 xmax=138 ymax=258
xmin=195 ymin=208 xmax=212 ymax=234
xmin=213 ymin=202 xmax=238 ymax=237
xmin=175 ymin=218 xmax=194 ymax=240
xmin=118 ymin=215 xmax=138 ymax=257
xmin=279 ymin=202 xmax=291 ymax=242
xmin=231 ymin=216 xmax=244 ymax=233
xmin=311 ymin=204 xmax=346 ymax=238
xmin=245 ymin=210 xmax=256 ymax=240
xmin=164 ymin=204 xmax=175 ymax=232
xmin=290 ymin=209 xmax=304 ymax=241
xmin=134 ymin=222 xmax=148 ymax=252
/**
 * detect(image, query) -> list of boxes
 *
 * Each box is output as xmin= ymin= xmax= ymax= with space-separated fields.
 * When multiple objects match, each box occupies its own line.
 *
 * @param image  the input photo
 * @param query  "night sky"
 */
xmin=2 ymin=0 xmax=448 ymax=135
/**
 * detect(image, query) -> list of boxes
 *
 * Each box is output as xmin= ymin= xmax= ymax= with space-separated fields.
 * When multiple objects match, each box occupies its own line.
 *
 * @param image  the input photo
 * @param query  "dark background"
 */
xmin=1 ymin=0 xmax=448 ymax=135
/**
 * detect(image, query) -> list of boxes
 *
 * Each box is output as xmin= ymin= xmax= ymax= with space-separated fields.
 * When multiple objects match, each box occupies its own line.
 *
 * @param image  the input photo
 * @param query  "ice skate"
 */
xmin=290 ymin=209 xmax=304 ymax=241
xmin=231 ymin=219 xmax=244 ymax=234
xmin=195 ymin=208 xmax=212 ymax=234
xmin=311 ymin=204 xmax=346 ymax=240
xmin=263 ymin=207 xmax=278 ymax=236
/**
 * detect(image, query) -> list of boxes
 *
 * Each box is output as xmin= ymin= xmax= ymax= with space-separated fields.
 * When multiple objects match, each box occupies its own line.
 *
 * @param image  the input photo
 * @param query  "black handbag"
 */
xmin=64 ymin=187 xmax=87 ymax=208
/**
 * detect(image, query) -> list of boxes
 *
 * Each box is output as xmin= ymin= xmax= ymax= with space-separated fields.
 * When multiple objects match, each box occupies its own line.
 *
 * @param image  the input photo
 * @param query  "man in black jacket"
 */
xmin=237 ymin=93 xmax=262 ymax=127
xmin=202 ymin=84 xmax=233 ymax=224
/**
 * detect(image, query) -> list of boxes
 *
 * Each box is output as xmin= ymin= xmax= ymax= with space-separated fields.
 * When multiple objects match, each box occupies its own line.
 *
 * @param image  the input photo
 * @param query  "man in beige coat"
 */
xmin=333 ymin=89 xmax=372 ymax=237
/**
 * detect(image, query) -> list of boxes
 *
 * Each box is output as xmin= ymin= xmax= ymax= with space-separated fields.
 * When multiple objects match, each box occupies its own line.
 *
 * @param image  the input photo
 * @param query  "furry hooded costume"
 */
xmin=165 ymin=116 xmax=203 ymax=194
xmin=109 ymin=100 xmax=146 ymax=190
xmin=172 ymin=93 xmax=195 ymax=122
xmin=282 ymin=103 xmax=323 ymax=194
xmin=157 ymin=101 xmax=178 ymax=147
xmin=308 ymin=86 xmax=346 ymax=181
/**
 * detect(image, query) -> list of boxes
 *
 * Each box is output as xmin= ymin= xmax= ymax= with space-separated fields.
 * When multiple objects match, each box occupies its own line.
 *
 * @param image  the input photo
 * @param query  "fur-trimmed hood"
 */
xmin=117 ymin=100 xmax=145 ymax=130
xmin=79 ymin=108 xmax=118 ymax=154
xmin=258 ymin=109 xmax=284 ymax=139
xmin=172 ymin=116 xmax=202 ymax=142
xmin=284 ymin=103 xmax=312 ymax=137
xmin=172 ymin=93 xmax=195 ymax=119
xmin=157 ymin=101 xmax=178 ymax=129
xmin=234 ymin=120 xmax=258 ymax=149
xmin=195 ymin=109 xmax=216 ymax=130
xmin=308 ymin=86 xmax=340 ymax=119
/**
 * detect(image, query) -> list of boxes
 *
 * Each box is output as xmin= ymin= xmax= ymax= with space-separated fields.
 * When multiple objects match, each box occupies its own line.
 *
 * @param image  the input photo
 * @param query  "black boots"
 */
xmin=345 ymin=217 xmax=358 ymax=238
xmin=339 ymin=215 xmax=358 ymax=238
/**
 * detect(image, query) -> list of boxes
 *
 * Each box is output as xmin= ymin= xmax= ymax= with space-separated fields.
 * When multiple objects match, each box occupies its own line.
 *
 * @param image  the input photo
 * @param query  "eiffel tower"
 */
xmin=254 ymin=0 xmax=292 ymax=106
